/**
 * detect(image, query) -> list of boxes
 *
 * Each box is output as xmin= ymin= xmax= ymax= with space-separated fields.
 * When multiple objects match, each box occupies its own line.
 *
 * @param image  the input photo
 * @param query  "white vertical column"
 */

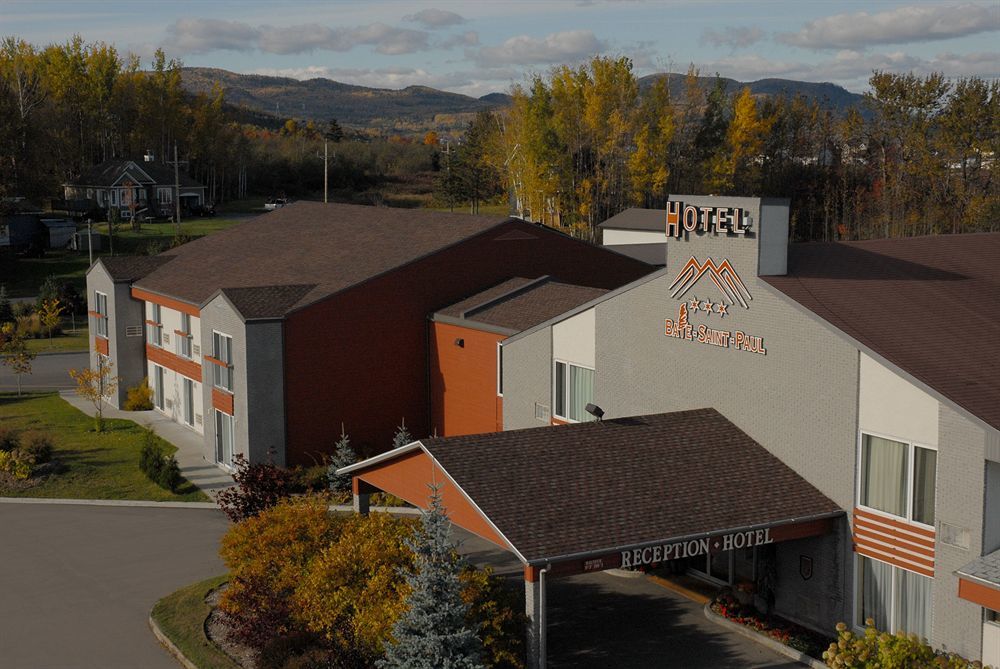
xmin=524 ymin=565 xmax=546 ymax=669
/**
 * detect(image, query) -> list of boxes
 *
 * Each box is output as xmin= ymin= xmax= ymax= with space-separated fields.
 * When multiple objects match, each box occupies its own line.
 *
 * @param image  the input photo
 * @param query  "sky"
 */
xmin=1 ymin=0 xmax=997 ymax=97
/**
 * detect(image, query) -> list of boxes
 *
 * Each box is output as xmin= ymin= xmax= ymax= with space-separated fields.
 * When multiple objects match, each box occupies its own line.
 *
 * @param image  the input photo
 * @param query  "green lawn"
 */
xmin=24 ymin=325 xmax=89 ymax=353
xmin=151 ymin=575 xmax=240 ymax=669
xmin=0 ymin=392 xmax=207 ymax=501
xmin=93 ymin=216 xmax=248 ymax=255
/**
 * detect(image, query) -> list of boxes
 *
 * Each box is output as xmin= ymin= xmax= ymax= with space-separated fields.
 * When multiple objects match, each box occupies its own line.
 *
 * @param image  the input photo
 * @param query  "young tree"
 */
xmin=0 ymin=323 xmax=36 ymax=396
xmin=215 ymin=453 xmax=292 ymax=522
xmin=393 ymin=419 xmax=413 ymax=449
xmin=38 ymin=297 xmax=64 ymax=344
xmin=327 ymin=426 xmax=358 ymax=494
xmin=325 ymin=118 xmax=344 ymax=143
xmin=381 ymin=486 xmax=485 ymax=669
xmin=68 ymin=355 xmax=119 ymax=431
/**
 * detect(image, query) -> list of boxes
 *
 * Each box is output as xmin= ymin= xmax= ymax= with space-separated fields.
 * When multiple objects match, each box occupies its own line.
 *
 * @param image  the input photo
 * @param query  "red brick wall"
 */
xmin=282 ymin=219 xmax=651 ymax=465
xmin=430 ymin=322 xmax=505 ymax=437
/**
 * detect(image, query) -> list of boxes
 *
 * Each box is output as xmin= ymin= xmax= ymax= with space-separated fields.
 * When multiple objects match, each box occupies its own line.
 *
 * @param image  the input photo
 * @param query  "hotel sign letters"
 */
xmin=665 ymin=200 xmax=750 ymax=238
xmin=620 ymin=528 xmax=774 ymax=569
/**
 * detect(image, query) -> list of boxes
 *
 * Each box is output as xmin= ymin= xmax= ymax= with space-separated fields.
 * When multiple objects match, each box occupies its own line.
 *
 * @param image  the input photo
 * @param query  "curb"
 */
xmin=0 ymin=497 xmax=219 ymax=509
xmin=703 ymin=602 xmax=826 ymax=669
xmin=27 ymin=349 xmax=89 ymax=357
xmin=149 ymin=614 xmax=200 ymax=669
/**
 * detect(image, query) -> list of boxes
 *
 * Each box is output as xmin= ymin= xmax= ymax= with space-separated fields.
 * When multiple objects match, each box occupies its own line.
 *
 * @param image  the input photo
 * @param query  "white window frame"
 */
xmin=94 ymin=291 xmax=108 ymax=338
xmin=153 ymin=364 xmax=164 ymax=411
xmin=215 ymin=409 xmax=234 ymax=468
xmin=212 ymin=330 xmax=233 ymax=392
xmin=496 ymin=342 xmax=503 ymax=397
xmin=552 ymin=359 xmax=595 ymax=423
xmin=853 ymin=553 xmax=933 ymax=636
xmin=177 ymin=313 xmax=192 ymax=359
xmin=148 ymin=303 xmax=163 ymax=348
xmin=182 ymin=377 xmax=194 ymax=427
xmin=855 ymin=429 xmax=938 ymax=530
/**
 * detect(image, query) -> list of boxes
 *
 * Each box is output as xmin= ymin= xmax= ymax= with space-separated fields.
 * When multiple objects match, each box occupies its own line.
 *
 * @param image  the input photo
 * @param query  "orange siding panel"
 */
xmin=94 ymin=336 xmax=109 ymax=356
xmin=212 ymin=387 xmax=234 ymax=415
xmin=131 ymin=288 xmax=200 ymax=317
xmin=429 ymin=322 xmax=505 ymax=437
xmin=356 ymin=449 xmax=511 ymax=550
xmin=958 ymin=578 xmax=1000 ymax=610
xmin=146 ymin=344 xmax=202 ymax=381
xmin=852 ymin=507 xmax=936 ymax=577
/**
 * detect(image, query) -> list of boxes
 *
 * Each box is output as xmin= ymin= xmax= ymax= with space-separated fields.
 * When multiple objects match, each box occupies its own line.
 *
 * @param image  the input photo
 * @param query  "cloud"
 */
xmin=167 ymin=18 xmax=260 ymax=53
xmin=472 ymin=30 xmax=606 ymax=65
xmin=404 ymin=8 xmax=466 ymax=28
xmin=438 ymin=31 xmax=479 ymax=49
xmin=701 ymin=26 xmax=764 ymax=50
xmin=778 ymin=3 xmax=999 ymax=50
xmin=166 ymin=18 xmax=430 ymax=55
xmin=697 ymin=49 xmax=1000 ymax=92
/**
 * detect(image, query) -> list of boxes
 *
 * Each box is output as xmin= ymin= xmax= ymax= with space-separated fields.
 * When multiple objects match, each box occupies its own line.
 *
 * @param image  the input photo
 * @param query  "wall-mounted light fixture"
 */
xmin=454 ymin=338 xmax=465 ymax=348
xmin=585 ymin=403 xmax=604 ymax=421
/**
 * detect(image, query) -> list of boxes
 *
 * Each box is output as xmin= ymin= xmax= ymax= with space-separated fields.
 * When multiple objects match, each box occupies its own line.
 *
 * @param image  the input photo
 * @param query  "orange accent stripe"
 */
xmin=145 ymin=320 xmax=160 ymax=326
xmin=174 ymin=329 xmax=190 ymax=337
xmin=87 ymin=310 xmax=106 ymax=319
xmin=146 ymin=344 xmax=201 ymax=381
xmin=854 ymin=529 xmax=936 ymax=560
xmin=854 ymin=508 xmax=936 ymax=539
xmin=854 ymin=519 xmax=936 ymax=553
xmin=203 ymin=355 xmax=229 ymax=368
xmin=94 ymin=336 xmax=109 ymax=356
xmin=855 ymin=543 xmax=935 ymax=579
xmin=212 ymin=387 xmax=234 ymax=415
xmin=958 ymin=578 xmax=1000 ymax=610
xmin=131 ymin=288 xmax=200 ymax=317
xmin=551 ymin=417 xmax=568 ymax=426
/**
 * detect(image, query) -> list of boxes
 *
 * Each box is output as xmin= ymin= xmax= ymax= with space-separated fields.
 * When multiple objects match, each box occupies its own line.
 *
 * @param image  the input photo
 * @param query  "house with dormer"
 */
xmin=64 ymin=158 xmax=206 ymax=219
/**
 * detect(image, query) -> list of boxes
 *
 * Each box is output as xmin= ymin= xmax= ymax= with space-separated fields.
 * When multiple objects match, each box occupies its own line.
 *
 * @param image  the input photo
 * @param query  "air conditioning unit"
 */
xmin=534 ymin=402 xmax=551 ymax=422
xmin=125 ymin=325 xmax=143 ymax=337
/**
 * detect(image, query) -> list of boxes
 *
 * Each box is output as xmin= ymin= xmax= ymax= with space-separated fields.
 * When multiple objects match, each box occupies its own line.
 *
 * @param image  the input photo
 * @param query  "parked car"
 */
xmin=188 ymin=203 xmax=216 ymax=217
xmin=264 ymin=197 xmax=287 ymax=211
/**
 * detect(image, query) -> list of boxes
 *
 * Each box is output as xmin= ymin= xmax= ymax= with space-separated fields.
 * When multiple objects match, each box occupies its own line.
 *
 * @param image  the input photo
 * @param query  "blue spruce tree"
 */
xmin=380 ymin=486 xmax=485 ymax=669
xmin=392 ymin=418 xmax=413 ymax=449
xmin=327 ymin=426 xmax=357 ymax=493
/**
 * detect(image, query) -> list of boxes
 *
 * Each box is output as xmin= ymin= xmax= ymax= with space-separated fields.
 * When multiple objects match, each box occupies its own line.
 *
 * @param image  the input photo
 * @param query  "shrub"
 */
xmin=0 ymin=449 xmax=33 ymax=480
xmin=824 ymin=620 xmax=982 ymax=668
xmin=0 ymin=425 xmax=19 ymax=452
xmin=288 ymin=464 xmax=332 ymax=494
xmin=139 ymin=431 xmax=165 ymax=479
xmin=123 ymin=378 xmax=154 ymax=411
xmin=157 ymin=455 xmax=181 ymax=493
xmin=19 ymin=433 xmax=54 ymax=465
xmin=216 ymin=453 xmax=293 ymax=523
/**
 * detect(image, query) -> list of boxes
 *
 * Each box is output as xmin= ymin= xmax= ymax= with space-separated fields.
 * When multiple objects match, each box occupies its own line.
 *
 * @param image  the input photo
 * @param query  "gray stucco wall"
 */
xmin=86 ymin=264 xmax=146 ymax=408
xmin=931 ymin=405 xmax=987 ymax=657
xmin=773 ymin=520 xmax=851 ymax=633
xmin=502 ymin=328 xmax=552 ymax=431
xmin=200 ymin=296 xmax=286 ymax=467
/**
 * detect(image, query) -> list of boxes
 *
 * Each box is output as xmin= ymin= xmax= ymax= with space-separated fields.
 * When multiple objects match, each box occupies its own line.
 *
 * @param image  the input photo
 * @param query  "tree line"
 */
xmin=0 ymin=36 xmax=438 ymax=205
xmin=452 ymin=57 xmax=997 ymax=242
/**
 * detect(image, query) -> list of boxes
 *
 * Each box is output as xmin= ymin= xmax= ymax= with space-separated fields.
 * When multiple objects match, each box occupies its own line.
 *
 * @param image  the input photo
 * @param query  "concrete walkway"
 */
xmin=59 ymin=389 xmax=234 ymax=497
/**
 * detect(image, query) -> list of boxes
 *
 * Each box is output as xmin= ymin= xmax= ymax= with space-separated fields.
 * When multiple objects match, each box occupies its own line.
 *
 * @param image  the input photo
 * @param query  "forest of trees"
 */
xmin=2 ymin=38 xmax=996 ymax=243
xmin=0 ymin=36 xmax=437 ymax=205
xmin=467 ymin=57 xmax=998 ymax=242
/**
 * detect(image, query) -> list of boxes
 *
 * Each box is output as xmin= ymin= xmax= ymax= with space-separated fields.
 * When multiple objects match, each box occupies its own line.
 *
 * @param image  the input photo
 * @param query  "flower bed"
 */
xmin=711 ymin=593 xmax=832 ymax=660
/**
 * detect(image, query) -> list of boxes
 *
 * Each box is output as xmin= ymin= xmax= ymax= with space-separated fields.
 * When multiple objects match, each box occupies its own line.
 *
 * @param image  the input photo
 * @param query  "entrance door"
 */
xmin=691 ymin=551 xmax=733 ymax=585
xmin=985 ymin=611 xmax=1000 ymax=668
xmin=215 ymin=410 xmax=233 ymax=468
xmin=183 ymin=378 xmax=194 ymax=426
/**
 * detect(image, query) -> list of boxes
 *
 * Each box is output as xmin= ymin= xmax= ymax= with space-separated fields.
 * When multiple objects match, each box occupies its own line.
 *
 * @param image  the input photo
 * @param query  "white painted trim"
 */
xmin=855 ymin=429 xmax=938 ymax=531
xmin=552 ymin=358 xmax=595 ymax=422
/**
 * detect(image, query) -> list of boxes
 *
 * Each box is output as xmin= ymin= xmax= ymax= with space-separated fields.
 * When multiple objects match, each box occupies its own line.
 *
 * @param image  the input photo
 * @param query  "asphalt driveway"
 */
xmin=0 ymin=502 xmax=228 ymax=669
xmin=0 ymin=351 xmax=86 ymax=392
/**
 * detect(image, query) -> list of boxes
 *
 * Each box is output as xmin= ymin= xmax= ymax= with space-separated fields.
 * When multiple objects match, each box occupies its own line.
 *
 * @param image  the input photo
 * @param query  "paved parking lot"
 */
xmin=0 ymin=351 xmax=85 ymax=392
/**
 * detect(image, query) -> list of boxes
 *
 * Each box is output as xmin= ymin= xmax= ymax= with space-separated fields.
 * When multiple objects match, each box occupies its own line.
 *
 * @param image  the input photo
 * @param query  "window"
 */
xmin=212 ymin=331 xmax=233 ymax=392
xmin=553 ymin=360 xmax=595 ymax=422
xmin=183 ymin=378 xmax=194 ymax=426
xmin=859 ymin=433 xmax=937 ymax=526
xmin=177 ymin=313 xmax=192 ymax=358
xmin=157 ymin=188 xmax=172 ymax=204
xmin=153 ymin=365 xmax=164 ymax=411
xmin=94 ymin=291 xmax=108 ymax=337
xmin=215 ymin=410 xmax=234 ymax=467
xmin=856 ymin=555 xmax=932 ymax=639
xmin=497 ymin=343 xmax=503 ymax=396
xmin=147 ymin=303 xmax=162 ymax=347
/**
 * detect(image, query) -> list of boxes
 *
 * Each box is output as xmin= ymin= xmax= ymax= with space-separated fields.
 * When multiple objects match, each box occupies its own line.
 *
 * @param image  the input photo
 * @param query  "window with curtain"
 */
xmin=857 ymin=556 xmax=932 ymax=639
xmin=212 ymin=332 xmax=233 ymax=391
xmin=859 ymin=434 xmax=936 ymax=526
xmin=148 ymin=303 xmax=162 ymax=347
xmin=94 ymin=291 xmax=108 ymax=337
xmin=858 ymin=555 xmax=891 ymax=631
xmin=553 ymin=361 xmax=595 ymax=422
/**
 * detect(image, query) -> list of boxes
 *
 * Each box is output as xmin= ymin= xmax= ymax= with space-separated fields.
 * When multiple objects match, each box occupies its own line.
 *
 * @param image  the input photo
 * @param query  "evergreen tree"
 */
xmin=0 ymin=285 xmax=12 ymax=324
xmin=327 ymin=426 xmax=357 ymax=493
xmin=393 ymin=418 xmax=413 ymax=449
xmin=325 ymin=118 xmax=345 ymax=143
xmin=380 ymin=486 xmax=484 ymax=669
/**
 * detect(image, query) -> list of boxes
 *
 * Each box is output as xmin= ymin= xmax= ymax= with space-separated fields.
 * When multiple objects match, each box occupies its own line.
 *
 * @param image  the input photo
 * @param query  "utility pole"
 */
xmin=324 ymin=140 xmax=328 ymax=204
xmin=168 ymin=142 xmax=188 ymax=237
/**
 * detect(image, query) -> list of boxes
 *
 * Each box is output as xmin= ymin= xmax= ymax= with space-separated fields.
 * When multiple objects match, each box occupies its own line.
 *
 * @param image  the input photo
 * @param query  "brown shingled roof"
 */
xmin=417 ymin=409 xmax=842 ymax=563
xmin=763 ymin=233 xmax=1000 ymax=433
xmin=219 ymin=284 xmax=318 ymax=320
xmin=434 ymin=277 xmax=608 ymax=333
xmin=133 ymin=201 xmax=510 ymax=313
xmin=96 ymin=255 xmax=175 ymax=282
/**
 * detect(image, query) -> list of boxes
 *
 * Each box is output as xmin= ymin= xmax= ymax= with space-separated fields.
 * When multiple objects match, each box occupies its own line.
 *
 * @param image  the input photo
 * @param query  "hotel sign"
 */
xmin=666 ymin=200 xmax=751 ymax=238
xmin=620 ymin=528 xmax=774 ymax=569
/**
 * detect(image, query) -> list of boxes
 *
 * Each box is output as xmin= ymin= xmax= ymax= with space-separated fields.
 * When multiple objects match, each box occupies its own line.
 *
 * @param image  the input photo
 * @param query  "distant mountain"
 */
xmin=181 ymin=67 xmax=505 ymax=132
xmin=638 ymin=73 xmax=865 ymax=116
xmin=182 ymin=67 xmax=867 ymax=135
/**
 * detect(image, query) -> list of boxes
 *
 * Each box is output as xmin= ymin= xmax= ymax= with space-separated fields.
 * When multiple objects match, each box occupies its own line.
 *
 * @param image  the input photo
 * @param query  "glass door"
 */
xmin=153 ymin=366 xmax=164 ymax=410
xmin=183 ymin=378 xmax=194 ymax=426
xmin=215 ymin=410 xmax=233 ymax=468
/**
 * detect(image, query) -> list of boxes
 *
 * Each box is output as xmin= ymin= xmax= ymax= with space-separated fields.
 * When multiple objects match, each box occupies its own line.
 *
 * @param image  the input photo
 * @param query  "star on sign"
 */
xmin=716 ymin=302 xmax=729 ymax=317
xmin=689 ymin=298 xmax=700 ymax=312
xmin=701 ymin=300 xmax=713 ymax=313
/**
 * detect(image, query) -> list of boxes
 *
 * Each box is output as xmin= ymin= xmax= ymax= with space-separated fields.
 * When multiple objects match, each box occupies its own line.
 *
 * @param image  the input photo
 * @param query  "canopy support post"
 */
xmin=351 ymin=477 xmax=370 ymax=515
xmin=525 ymin=564 xmax=547 ymax=669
